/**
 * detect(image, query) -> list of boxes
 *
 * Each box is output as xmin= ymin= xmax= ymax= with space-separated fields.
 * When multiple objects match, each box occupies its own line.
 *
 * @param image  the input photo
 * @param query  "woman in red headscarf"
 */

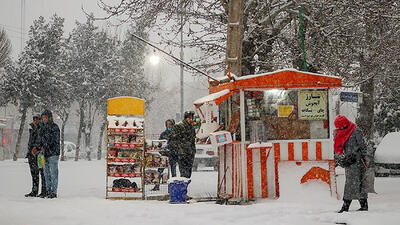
xmin=334 ymin=115 xmax=373 ymax=213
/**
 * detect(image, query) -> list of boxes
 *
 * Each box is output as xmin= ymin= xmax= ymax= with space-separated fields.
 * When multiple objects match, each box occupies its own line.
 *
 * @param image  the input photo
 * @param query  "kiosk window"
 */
xmin=245 ymin=90 xmax=329 ymax=141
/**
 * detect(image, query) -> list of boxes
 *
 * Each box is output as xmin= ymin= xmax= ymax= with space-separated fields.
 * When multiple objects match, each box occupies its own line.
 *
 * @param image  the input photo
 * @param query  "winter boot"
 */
xmin=25 ymin=192 xmax=38 ymax=197
xmin=358 ymin=199 xmax=368 ymax=211
xmin=37 ymin=191 xmax=47 ymax=198
xmin=47 ymin=193 xmax=57 ymax=199
xmin=338 ymin=200 xmax=352 ymax=213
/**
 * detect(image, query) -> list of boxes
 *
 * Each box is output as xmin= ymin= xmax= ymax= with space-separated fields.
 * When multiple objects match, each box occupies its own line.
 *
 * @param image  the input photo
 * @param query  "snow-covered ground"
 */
xmin=1 ymin=160 xmax=399 ymax=225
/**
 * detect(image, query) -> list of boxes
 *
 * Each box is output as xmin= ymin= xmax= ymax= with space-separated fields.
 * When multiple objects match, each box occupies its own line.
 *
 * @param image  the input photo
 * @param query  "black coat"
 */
xmin=26 ymin=123 xmax=40 ymax=158
xmin=159 ymin=129 xmax=171 ymax=141
xmin=169 ymin=120 xmax=196 ymax=156
xmin=36 ymin=121 xmax=60 ymax=158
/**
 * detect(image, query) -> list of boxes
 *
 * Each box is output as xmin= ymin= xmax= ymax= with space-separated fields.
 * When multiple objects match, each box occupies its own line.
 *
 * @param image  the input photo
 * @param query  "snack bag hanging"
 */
xmin=37 ymin=153 xmax=45 ymax=169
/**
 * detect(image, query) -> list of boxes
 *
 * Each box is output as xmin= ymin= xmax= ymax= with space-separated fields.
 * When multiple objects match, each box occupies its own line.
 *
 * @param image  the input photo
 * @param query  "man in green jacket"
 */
xmin=170 ymin=111 xmax=196 ymax=178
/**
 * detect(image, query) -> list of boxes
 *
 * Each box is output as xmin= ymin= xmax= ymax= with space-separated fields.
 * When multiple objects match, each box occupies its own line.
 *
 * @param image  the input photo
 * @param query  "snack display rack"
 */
xmin=144 ymin=140 xmax=170 ymax=199
xmin=106 ymin=97 xmax=146 ymax=200
xmin=105 ymin=97 xmax=170 ymax=200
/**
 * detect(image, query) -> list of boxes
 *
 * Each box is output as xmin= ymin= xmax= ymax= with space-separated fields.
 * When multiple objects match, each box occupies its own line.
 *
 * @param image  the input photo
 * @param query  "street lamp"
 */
xmin=149 ymin=52 xmax=160 ymax=66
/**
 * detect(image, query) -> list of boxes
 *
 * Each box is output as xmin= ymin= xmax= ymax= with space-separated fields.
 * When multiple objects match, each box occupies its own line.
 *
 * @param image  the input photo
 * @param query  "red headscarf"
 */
xmin=334 ymin=115 xmax=356 ymax=155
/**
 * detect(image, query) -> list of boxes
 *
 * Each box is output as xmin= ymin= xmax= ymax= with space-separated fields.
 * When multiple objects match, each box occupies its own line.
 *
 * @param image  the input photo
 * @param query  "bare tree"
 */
xmin=0 ymin=29 xmax=11 ymax=68
xmin=97 ymin=0 xmax=300 ymax=74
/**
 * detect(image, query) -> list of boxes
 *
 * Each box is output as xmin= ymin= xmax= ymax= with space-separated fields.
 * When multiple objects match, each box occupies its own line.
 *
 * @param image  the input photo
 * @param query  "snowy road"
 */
xmin=1 ymin=160 xmax=399 ymax=225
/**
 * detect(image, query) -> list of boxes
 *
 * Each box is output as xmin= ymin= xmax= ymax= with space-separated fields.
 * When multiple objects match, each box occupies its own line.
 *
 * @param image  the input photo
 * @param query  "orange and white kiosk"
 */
xmin=194 ymin=69 xmax=342 ymax=201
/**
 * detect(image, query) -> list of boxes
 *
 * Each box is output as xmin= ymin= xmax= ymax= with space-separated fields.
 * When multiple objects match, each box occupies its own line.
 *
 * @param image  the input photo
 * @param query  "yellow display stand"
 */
xmin=106 ymin=96 xmax=146 ymax=200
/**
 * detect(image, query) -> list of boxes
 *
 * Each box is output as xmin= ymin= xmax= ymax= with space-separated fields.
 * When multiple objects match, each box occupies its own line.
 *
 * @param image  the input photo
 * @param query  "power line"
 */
xmin=0 ymin=23 xmax=27 ymax=32
xmin=129 ymin=33 xmax=218 ymax=82
xmin=0 ymin=25 xmax=28 ymax=36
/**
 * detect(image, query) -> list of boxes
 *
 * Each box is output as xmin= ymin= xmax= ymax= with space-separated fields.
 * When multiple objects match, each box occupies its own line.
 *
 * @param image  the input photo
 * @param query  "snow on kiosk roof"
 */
xmin=209 ymin=68 xmax=342 ymax=94
xmin=193 ymin=89 xmax=237 ymax=107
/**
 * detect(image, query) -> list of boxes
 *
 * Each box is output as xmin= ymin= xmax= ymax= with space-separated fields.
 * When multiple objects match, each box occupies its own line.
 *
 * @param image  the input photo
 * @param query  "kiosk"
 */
xmin=194 ymin=69 xmax=342 ymax=201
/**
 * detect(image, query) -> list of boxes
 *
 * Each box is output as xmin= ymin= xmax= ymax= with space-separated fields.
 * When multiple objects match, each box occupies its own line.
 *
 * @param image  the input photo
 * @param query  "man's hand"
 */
xmin=365 ymin=162 xmax=369 ymax=168
xmin=31 ymin=147 xmax=37 ymax=155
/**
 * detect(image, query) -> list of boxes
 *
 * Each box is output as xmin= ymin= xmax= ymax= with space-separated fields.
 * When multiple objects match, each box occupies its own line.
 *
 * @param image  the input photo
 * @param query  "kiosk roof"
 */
xmin=209 ymin=69 xmax=342 ymax=94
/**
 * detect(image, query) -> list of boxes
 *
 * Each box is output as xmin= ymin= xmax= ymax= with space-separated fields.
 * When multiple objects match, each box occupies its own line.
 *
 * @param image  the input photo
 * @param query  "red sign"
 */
xmin=112 ymin=187 xmax=138 ymax=192
xmin=108 ymin=172 xmax=141 ymax=177
xmin=113 ymin=143 xmax=143 ymax=148
xmin=108 ymin=158 xmax=137 ymax=163
xmin=114 ymin=128 xmax=138 ymax=133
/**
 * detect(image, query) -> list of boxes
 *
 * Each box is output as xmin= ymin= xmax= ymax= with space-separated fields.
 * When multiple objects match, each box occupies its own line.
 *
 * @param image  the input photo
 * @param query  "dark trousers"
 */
xmin=178 ymin=154 xmax=195 ymax=178
xmin=170 ymin=153 xmax=178 ymax=177
xmin=28 ymin=155 xmax=46 ymax=194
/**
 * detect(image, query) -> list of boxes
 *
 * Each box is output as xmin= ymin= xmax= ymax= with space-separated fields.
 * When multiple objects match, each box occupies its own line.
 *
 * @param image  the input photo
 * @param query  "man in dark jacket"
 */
xmin=170 ymin=111 xmax=196 ymax=178
xmin=35 ymin=109 xmax=60 ymax=198
xmin=25 ymin=115 xmax=46 ymax=197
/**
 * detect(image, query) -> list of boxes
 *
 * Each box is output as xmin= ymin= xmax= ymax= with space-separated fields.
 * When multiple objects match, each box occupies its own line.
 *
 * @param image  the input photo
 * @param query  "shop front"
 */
xmin=194 ymin=69 xmax=342 ymax=201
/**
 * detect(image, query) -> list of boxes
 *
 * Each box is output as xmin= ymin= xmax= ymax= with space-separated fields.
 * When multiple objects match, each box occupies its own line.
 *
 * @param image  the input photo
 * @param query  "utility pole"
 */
xmin=225 ymin=0 xmax=244 ymax=77
xmin=299 ymin=7 xmax=307 ymax=72
xmin=180 ymin=11 xmax=184 ymax=121
xmin=20 ymin=0 xmax=25 ymax=53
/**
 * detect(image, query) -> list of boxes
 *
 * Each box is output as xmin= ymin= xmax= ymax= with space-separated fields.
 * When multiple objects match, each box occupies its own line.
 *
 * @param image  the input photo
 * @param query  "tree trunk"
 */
xmin=13 ymin=106 xmax=27 ymax=161
xmin=356 ymin=10 xmax=375 ymax=144
xmin=357 ymin=77 xmax=374 ymax=140
xmin=75 ymin=103 xmax=84 ymax=161
xmin=60 ymin=112 xmax=69 ymax=161
xmin=97 ymin=120 xmax=107 ymax=160
xmin=85 ymin=131 xmax=91 ymax=161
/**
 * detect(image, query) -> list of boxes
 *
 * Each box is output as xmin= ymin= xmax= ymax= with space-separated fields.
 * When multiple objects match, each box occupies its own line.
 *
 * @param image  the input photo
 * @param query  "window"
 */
xmin=245 ymin=89 xmax=329 ymax=141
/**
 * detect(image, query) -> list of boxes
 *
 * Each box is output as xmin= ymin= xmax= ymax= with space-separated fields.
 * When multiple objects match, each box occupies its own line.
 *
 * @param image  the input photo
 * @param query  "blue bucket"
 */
xmin=168 ymin=179 xmax=191 ymax=203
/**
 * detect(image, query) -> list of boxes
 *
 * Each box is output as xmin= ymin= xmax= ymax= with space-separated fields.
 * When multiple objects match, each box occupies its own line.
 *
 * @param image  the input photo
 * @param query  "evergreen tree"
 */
xmin=3 ymin=15 xmax=65 ymax=160
xmin=66 ymin=16 xmax=102 ymax=161
xmin=95 ymin=23 xmax=154 ymax=160
xmin=0 ymin=28 xmax=11 ymax=68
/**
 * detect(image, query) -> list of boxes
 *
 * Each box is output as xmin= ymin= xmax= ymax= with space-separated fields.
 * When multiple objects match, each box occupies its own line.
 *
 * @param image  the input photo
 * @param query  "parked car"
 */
xmin=193 ymin=144 xmax=218 ymax=171
xmin=374 ymin=132 xmax=400 ymax=177
xmin=62 ymin=141 xmax=78 ymax=159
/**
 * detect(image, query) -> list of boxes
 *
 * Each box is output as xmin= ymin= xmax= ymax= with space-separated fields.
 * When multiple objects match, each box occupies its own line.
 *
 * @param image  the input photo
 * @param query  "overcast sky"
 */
xmin=0 ymin=0 xmax=109 ymax=55
xmin=0 ymin=0 xmax=213 ymax=84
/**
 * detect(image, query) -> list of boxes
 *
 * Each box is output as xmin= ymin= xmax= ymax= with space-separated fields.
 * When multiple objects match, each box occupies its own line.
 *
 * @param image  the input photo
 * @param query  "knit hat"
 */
xmin=184 ymin=111 xmax=195 ymax=119
xmin=41 ymin=109 xmax=53 ymax=118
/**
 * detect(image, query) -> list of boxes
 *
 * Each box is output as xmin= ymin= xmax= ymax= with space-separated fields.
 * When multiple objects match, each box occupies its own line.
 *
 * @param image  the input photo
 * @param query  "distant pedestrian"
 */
xmin=152 ymin=119 xmax=176 ymax=191
xmin=37 ymin=109 xmax=60 ymax=198
xmin=170 ymin=111 xmax=196 ymax=178
xmin=160 ymin=119 xmax=177 ymax=177
xmin=25 ymin=115 xmax=46 ymax=197
xmin=334 ymin=115 xmax=373 ymax=213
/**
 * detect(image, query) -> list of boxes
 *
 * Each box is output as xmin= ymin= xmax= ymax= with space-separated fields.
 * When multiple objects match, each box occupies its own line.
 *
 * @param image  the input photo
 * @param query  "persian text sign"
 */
xmin=298 ymin=91 xmax=327 ymax=120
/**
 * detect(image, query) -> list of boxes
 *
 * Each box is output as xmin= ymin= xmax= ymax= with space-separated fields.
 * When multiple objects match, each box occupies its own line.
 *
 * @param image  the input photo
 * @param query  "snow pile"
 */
xmin=278 ymin=161 xmax=334 ymax=203
xmin=168 ymin=177 xmax=191 ymax=183
xmin=247 ymin=142 xmax=273 ymax=148
xmin=375 ymin=132 xmax=400 ymax=163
